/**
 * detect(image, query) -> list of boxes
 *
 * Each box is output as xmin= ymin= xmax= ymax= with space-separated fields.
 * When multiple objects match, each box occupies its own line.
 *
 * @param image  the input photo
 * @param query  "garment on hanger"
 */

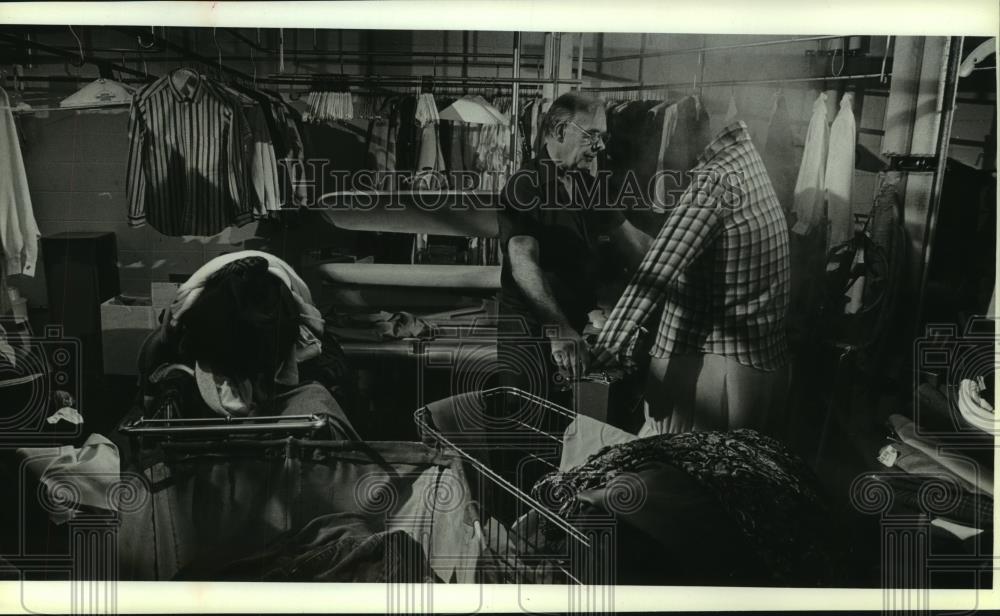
xmin=528 ymin=99 xmax=541 ymax=159
xmin=825 ymin=93 xmax=856 ymax=249
xmin=305 ymin=91 xmax=354 ymax=123
xmin=724 ymin=90 xmax=740 ymax=124
xmin=785 ymin=93 xmax=833 ymax=343
xmin=244 ymin=100 xmax=282 ymax=215
xmin=414 ymin=94 xmax=445 ymax=189
xmin=277 ymin=99 xmax=308 ymax=207
xmin=393 ymin=95 xmax=419 ymax=173
xmin=126 ymin=70 xmax=257 ymax=236
xmin=791 ymin=92 xmax=829 ymax=236
xmin=603 ymin=99 xmax=660 ymax=208
xmin=301 ymin=116 xmax=369 ymax=191
xmin=0 ymin=87 xmax=39 ymax=276
xmin=438 ymin=120 xmax=470 ymax=184
xmin=244 ymin=86 xmax=308 ymax=207
xmin=635 ymin=100 xmax=670 ymax=200
xmin=367 ymin=117 xmax=393 ymax=179
xmin=366 ymin=97 xmax=399 ymax=188
xmin=652 ymin=96 xmax=712 ymax=209
xmin=233 ymin=86 xmax=290 ymax=163
xmin=663 ymin=97 xmax=712 ymax=174
xmin=761 ymin=91 xmax=797 ymax=216
xmin=217 ymin=85 xmax=276 ymax=216
xmin=530 ymin=99 xmax=551 ymax=160
xmin=518 ymin=100 xmax=534 ymax=162
xmin=476 ymin=100 xmax=515 ymax=192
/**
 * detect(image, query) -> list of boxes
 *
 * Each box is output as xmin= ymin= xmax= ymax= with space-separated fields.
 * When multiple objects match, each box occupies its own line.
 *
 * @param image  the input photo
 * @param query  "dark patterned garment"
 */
xmin=531 ymin=429 xmax=839 ymax=585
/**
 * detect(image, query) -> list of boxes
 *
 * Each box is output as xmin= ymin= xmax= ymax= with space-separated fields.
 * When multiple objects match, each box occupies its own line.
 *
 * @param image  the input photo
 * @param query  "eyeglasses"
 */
xmin=564 ymin=120 xmax=610 ymax=149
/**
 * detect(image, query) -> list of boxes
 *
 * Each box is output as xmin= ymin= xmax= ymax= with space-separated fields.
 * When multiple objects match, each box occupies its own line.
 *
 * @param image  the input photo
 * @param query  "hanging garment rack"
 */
xmin=3 ymin=28 xmax=566 ymax=113
xmin=3 ymin=72 xmax=553 ymax=111
xmin=584 ymin=72 xmax=888 ymax=94
xmin=260 ymin=74 xmax=579 ymax=88
xmin=597 ymin=35 xmax=847 ymax=63
xmin=3 ymin=102 xmax=130 ymax=113
xmin=222 ymin=28 xmax=601 ymax=64
xmin=9 ymin=74 xmax=150 ymax=85
xmin=110 ymin=26 xmax=255 ymax=84
xmin=0 ymin=27 xmax=595 ymax=64
xmin=0 ymin=31 xmax=152 ymax=81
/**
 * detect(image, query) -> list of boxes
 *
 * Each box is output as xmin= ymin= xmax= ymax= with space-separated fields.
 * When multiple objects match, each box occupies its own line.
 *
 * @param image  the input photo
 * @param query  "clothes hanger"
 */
xmin=60 ymin=72 xmax=134 ymax=108
xmin=67 ymin=26 xmax=86 ymax=68
xmin=213 ymin=27 xmax=224 ymax=82
xmin=249 ymin=43 xmax=257 ymax=90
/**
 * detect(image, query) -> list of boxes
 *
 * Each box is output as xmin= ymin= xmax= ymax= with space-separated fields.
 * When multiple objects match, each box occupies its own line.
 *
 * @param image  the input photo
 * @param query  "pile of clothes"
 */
xmin=529 ymin=429 xmax=844 ymax=586
xmin=872 ymin=384 xmax=995 ymax=539
xmin=177 ymin=512 xmax=437 ymax=583
xmin=326 ymin=310 xmax=435 ymax=343
xmin=302 ymin=91 xmax=521 ymax=194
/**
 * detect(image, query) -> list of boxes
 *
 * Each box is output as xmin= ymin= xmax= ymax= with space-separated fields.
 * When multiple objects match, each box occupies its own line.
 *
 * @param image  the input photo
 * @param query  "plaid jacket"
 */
xmin=596 ymin=121 xmax=791 ymax=371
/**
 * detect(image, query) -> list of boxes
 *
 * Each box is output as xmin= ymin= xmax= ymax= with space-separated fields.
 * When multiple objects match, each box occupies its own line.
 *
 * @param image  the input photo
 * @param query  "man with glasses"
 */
xmin=495 ymin=92 xmax=650 ymax=410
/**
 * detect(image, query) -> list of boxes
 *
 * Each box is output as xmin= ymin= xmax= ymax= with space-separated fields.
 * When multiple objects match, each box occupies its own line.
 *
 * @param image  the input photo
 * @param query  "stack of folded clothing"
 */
xmin=874 ymin=412 xmax=993 ymax=538
xmin=326 ymin=310 xmax=435 ymax=342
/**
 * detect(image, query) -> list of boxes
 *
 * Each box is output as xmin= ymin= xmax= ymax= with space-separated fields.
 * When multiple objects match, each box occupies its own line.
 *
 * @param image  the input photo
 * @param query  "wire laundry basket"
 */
xmin=414 ymin=386 xmax=616 ymax=585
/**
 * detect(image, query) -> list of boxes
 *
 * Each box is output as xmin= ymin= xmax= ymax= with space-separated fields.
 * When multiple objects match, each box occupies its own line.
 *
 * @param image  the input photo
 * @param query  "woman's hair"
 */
xmin=179 ymin=257 xmax=299 ymax=380
xmin=539 ymin=92 xmax=604 ymax=139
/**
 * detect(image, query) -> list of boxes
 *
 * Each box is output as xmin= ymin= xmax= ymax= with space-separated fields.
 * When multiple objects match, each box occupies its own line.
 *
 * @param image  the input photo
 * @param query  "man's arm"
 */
xmin=508 ymin=235 xmax=589 ymax=378
xmin=609 ymin=219 xmax=653 ymax=271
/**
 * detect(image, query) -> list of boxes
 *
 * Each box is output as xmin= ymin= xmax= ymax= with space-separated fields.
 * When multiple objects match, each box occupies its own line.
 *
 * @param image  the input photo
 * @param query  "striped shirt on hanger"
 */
xmin=126 ymin=69 xmax=256 ymax=237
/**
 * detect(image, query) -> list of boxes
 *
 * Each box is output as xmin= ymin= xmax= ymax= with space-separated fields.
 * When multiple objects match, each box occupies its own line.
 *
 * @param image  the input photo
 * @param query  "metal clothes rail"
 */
xmin=0 ymin=31 xmax=151 ymax=80
xmin=2 ymin=103 xmax=130 ymax=113
xmin=583 ymin=72 xmax=888 ymax=93
xmin=258 ymin=73 xmax=578 ymax=87
xmin=597 ymin=35 xmax=847 ymax=63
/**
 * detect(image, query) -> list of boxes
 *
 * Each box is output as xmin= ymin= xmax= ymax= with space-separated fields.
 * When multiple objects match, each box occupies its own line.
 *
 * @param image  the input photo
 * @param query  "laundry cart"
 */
xmin=415 ymin=387 xmax=617 ymax=585
xmin=115 ymin=414 xmax=484 ymax=584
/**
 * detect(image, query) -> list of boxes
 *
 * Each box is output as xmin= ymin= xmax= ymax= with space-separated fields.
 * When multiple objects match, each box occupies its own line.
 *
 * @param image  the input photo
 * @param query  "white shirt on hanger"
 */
xmin=0 ymin=87 xmax=40 ymax=277
xmin=825 ymin=92 xmax=857 ymax=249
xmin=791 ymin=92 xmax=829 ymax=236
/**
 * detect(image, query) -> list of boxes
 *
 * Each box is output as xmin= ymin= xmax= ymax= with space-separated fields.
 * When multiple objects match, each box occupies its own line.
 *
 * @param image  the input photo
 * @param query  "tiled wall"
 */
xmin=13 ymin=110 xmax=258 ymax=307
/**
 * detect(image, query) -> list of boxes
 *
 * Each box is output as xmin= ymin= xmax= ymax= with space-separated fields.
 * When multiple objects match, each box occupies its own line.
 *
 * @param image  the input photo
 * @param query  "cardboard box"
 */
xmin=151 ymin=282 xmax=181 ymax=316
xmin=100 ymin=296 xmax=156 ymax=375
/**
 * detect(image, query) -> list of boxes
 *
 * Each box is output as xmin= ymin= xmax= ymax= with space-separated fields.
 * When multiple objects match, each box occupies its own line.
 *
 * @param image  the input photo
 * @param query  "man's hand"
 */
xmin=548 ymin=331 xmax=590 ymax=380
